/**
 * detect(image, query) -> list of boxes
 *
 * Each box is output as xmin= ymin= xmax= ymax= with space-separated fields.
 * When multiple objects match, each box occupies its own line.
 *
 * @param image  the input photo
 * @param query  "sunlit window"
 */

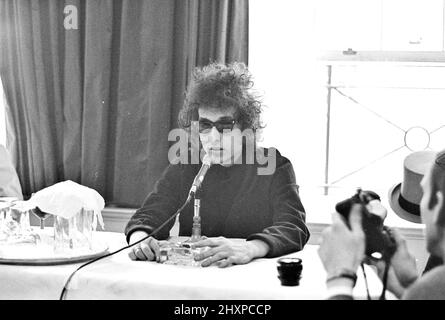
xmin=249 ymin=0 xmax=445 ymax=227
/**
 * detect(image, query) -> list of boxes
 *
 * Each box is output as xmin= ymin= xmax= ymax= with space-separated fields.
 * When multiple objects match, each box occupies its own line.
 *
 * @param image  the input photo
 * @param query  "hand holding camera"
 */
xmin=335 ymin=189 xmax=397 ymax=262
xmin=319 ymin=188 xmax=422 ymax=299
xmin=365 ymin=228 xmax=418 ymax=298
xmin=318 ymin=205 xmax=366 ymax=281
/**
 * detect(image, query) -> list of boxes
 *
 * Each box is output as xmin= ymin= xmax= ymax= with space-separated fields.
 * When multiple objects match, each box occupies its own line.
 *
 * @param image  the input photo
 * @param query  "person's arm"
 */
xmin=129 ymin=230 xmax=151 ymax=244
xmin=192 ymin=237 xmax=271 ymax=267
xmin=246 ymin=239 xmax=270 ymax=259
xmin=318 ymin=206 xmax=366 ymax=299
xmin=127 ymin=230 xmax=163 ymax=262
xmin=246 ymin=156 xmax=310 ymax=257
xmin=402 ymin=267 xmax=445 ymax=300
xmin=366 ymin=228 xmax=418 ymax=299
xmin=326 ymin=277 xmax=355 ymax=300
xmin=0 ymin=145 xmax=23 ymax=200
xmin=124 ymin=164 xmax=183 ymax=242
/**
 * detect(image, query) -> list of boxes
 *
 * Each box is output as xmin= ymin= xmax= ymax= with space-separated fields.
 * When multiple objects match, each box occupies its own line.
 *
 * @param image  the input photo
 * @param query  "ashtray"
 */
xmin=159 ymin=241 xmax=208 ymax=267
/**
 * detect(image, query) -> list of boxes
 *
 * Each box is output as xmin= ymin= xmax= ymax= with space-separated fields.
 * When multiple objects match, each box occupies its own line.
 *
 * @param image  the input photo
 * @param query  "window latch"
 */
xmin=342 ymin=48 xmax=357 ymax=55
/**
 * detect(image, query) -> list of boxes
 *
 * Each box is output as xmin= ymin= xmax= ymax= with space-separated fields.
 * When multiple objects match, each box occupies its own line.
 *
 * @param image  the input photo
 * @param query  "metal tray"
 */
xmin=0 ymin=240 xmax=109 ymax=266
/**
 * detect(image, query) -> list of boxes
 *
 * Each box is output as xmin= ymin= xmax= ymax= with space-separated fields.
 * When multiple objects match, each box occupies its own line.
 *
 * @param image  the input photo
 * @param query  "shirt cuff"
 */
xmin=326 ymin=285 xmax=354 ymax=299
xmin=125 ymin=225 xmax=155 ymax=244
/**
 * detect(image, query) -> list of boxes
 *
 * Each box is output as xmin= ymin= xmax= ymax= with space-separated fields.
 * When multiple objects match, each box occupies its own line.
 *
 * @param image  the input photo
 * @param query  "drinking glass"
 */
xmin=53 ymin=208 xmax=94 ymax=253
xmin=0 ymin=202 xmax=12 ymax=242
xmin=5 ymin=201 xmax=38 ymax=244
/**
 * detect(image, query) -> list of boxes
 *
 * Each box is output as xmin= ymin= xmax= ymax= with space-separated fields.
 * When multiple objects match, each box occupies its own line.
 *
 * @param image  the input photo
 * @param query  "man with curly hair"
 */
xmin=125 ymin=62 xmax=310 ymax=267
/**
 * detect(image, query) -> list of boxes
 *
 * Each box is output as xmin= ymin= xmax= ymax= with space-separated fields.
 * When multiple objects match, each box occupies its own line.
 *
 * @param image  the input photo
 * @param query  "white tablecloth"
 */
xmin=0 ymin=230 xmax=390 ymax=300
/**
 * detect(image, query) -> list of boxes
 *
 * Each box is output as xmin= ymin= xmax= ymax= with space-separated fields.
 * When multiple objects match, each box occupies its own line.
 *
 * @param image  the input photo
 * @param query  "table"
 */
xmin=0 ymin=230 xmax=391 ymax=300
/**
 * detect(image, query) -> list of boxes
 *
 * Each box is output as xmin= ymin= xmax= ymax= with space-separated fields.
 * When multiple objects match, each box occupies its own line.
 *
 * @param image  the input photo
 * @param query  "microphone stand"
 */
xmin=187 ymin=156 xmax=210 ymax=243
xmin=189 ymin=190 xmax=202 ymax=242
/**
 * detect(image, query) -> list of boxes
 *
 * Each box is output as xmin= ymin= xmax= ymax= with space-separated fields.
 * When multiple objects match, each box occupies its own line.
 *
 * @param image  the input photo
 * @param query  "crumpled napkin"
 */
xmin=28 ymin=180 xmax=105 ymax=230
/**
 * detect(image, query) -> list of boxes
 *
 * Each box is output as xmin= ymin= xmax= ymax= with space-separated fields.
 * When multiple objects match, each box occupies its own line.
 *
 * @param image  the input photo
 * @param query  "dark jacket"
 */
xmin=125 ymin=148 xmax=310 ymax=258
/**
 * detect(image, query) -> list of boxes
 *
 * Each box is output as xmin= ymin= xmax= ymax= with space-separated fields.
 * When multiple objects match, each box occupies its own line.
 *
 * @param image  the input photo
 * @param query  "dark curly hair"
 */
xmin=178 ymin=62 xmax=264 ymax=131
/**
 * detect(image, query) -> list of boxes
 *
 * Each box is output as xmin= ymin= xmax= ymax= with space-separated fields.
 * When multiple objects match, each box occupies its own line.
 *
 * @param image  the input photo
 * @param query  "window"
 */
xmin=249 ymin=0 xmax=445 ymax=227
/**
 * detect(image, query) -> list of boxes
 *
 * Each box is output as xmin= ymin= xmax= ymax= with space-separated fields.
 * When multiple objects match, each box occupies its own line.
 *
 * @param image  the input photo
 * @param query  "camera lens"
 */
xmin=277 ymin=258 xmax=302 ymax=286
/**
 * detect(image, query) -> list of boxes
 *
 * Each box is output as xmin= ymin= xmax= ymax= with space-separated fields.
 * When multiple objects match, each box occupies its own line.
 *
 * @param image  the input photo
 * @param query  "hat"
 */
xmin=388 ymin=151 xmax=436 ymax=223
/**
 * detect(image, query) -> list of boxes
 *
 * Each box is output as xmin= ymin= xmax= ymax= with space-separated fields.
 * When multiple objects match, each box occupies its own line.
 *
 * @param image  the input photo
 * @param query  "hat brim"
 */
xmin=388 ymin=183 xmax=422 ymax=224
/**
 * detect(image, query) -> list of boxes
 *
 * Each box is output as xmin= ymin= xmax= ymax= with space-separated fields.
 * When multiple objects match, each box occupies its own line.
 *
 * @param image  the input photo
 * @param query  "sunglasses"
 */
xmin=198 ymin=118 xmax=237 ymax=134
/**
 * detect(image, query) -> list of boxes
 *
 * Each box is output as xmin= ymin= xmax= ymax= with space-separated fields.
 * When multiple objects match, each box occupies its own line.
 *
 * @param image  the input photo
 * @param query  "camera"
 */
xmin=335 ymin=189 xmax=397 ymax=261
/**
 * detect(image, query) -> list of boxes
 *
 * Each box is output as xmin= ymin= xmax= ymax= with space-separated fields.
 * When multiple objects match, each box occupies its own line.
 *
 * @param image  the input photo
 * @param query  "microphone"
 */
xmin=188 ymin=154 xmax=212 ymax=197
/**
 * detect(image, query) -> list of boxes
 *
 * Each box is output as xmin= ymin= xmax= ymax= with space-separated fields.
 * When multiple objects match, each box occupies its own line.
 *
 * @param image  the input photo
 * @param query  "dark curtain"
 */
xmin=0 ymin=0 xmax=248 ymax=207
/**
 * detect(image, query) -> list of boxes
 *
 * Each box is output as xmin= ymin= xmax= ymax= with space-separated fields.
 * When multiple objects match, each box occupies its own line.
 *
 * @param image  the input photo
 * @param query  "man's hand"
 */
xmin=318 ymin=204 xmax=366 ymax=278
xmin=192 ymin=237 xmax=270 ymax=268
xmin=366 ymin=228 xmax=418 ymax=298
xmin=128 ymin=231 xmax=161 ymax=262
